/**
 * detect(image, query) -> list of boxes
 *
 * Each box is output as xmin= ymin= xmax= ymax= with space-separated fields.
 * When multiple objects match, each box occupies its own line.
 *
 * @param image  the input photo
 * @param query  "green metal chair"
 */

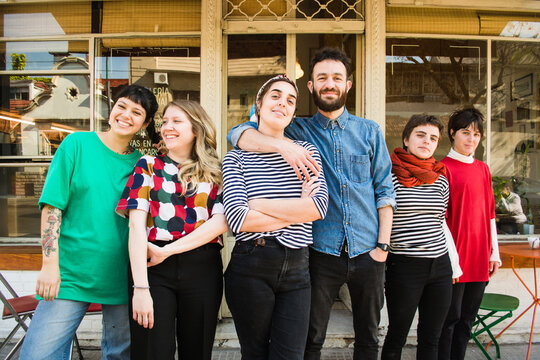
xmin=471 ymin=293 xmax=520 ymax=359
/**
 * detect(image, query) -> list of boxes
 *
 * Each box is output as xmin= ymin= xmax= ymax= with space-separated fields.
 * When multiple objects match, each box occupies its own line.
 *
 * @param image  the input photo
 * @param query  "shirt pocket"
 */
xmin=345 ymin=154 xmax=370 ymax=183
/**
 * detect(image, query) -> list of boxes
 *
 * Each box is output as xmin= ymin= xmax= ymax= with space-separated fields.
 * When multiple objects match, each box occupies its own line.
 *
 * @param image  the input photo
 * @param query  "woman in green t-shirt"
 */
xmin=20 ymin=85 xmax=158 ymax=360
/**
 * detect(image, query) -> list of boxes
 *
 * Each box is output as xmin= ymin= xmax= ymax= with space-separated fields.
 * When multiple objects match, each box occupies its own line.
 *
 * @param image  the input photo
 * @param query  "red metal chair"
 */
xmin=72 ymin=302 xmax=102 ymax=359
xmin=0 ymin=273 xmax=102 ymax=360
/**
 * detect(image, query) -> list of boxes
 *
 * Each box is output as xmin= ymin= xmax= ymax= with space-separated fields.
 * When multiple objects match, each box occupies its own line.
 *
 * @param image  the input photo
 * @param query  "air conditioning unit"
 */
xmin=154 ymin=72 xmax=168 ymax=85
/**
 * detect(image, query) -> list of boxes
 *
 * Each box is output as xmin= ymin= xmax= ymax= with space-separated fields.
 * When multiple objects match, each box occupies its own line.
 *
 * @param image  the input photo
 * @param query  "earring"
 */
xmin=140 ymin=129 xmax=146 ymax=137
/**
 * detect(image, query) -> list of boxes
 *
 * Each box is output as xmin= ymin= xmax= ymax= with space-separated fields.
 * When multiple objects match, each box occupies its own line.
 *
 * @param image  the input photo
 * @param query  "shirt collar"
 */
xmin=447 ymin=147 xmax=474 ymax=164
xmin=314 ymin=108 xmax=349 ymax=130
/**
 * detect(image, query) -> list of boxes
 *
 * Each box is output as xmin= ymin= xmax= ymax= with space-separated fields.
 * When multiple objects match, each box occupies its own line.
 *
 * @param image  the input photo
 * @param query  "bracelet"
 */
xmin=132 ymin=285 xmax=150 ymax=289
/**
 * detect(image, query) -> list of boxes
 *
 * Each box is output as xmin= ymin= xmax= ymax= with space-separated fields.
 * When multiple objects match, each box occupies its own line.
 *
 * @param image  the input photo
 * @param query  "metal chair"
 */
xmin=72 ymin=302 xmax=102 ymax=360
xmin=0 ymin=272 xmax=39 ymax=360
xmin=0 ymin=273 xmax=102 ymax=359
xmin=471 ymin=292 xmax=520 ymax=359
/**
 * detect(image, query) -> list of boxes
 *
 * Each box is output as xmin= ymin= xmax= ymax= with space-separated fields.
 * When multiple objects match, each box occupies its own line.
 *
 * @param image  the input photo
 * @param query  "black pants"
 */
xmin=224 ymin=238 xmax=311 ymax=360
xmin=305 ymin=248 xmax=386 ymax=360
xmin=381 ymin=253 xmax=452 ymax=360
xmin=438 ymin=281 xmax=488 ymax=360
xmin=129 ymin=243 xmax=223 ymax=360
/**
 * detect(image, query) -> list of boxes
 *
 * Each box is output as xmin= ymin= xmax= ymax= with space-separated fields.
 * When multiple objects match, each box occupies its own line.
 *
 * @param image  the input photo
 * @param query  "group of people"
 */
xmin=19 ymin=47 xmax=500 ymax=360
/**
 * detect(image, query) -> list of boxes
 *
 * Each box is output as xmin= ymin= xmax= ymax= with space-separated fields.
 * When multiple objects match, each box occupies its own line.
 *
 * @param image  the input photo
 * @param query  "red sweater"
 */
xmin=442 ymin=157 xmax=495 ymax=282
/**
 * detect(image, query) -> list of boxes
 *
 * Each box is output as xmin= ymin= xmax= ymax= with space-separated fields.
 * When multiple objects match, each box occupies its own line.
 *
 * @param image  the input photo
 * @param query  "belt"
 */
xmin=254 ymin=236 xmax=277 ymax=247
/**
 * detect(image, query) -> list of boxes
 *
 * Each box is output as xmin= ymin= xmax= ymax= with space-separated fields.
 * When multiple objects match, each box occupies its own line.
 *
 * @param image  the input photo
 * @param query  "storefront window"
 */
xmin=491 ymin=41 xmax=540 ymax=235
xmin=0 ymin=41 xmax=91 ymax=157
xmin=0 ymin=38 xmax=90 ymax=241
xmin=0 ymin=165 xmax=47 ymax=239
xmin=226 ymin=35 xmax=286 ymax=151
xmin=385 ymin=38 xmax=487 ymax=160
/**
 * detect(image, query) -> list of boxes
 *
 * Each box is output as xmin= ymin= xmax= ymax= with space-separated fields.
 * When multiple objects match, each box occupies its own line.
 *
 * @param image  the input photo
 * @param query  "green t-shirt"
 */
xmin=39 ymin=131 xmax=141 ymax=304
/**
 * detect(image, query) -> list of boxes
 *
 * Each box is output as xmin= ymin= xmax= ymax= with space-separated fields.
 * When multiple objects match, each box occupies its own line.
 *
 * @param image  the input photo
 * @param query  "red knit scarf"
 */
xmin=391 ymin=147 xmax=446 ymax=187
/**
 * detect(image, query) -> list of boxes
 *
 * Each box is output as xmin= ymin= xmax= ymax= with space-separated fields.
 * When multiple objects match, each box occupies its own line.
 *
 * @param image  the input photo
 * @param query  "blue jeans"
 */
xmin=225 ymin=237 xmax=311 ymax=360
xmin=20 ymin=299 xmax=130 ymax=360
xmin=305 ymin=248 xmax=386 ymax=360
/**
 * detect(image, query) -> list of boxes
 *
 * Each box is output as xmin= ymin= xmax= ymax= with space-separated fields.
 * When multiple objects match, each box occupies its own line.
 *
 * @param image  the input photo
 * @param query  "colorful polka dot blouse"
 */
xmin=116 ymin=154 xmax=224 ymax=243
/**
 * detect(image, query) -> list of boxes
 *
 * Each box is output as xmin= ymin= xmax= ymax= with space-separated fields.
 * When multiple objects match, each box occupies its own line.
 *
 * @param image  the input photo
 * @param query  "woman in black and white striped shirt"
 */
xmin=222 ymin=75 xmax=328 ymax=360
xmin=381 ymin=115 xmax=461 ymax=360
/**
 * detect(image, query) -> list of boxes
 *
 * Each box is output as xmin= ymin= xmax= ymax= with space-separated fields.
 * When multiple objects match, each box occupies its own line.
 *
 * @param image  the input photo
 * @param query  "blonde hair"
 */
xmin=162 ymin=100 xmax=222 ymax=195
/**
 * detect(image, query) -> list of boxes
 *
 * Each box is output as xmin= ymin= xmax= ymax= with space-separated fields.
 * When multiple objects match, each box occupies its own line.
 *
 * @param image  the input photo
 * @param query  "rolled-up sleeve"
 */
xmin=371 ymin=127 xmax=396 ymax=211
xmin=115 ymin=156 xmax=153 ymax=218
xmin=222 ymin=151 xmax=250 ymax=234
xmin=227 ymin=121 xmax=259 ymax=148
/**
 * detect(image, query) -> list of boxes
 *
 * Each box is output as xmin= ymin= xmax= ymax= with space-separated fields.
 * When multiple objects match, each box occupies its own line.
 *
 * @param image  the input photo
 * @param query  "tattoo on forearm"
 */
xmin=42 ymin=208 xmax=61 ymax=257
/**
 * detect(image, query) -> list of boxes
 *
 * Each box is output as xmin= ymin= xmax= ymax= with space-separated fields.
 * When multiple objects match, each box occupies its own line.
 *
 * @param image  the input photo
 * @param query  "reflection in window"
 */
xmin=385 ymin=38 xmax=487 ymax=160
xmin=491 ymin=41 xmax=540 ymax=234
xmin=1 ymin=41 xmax=88 ymax=71
xmin=1 ymin=57 xmax=92 ymax=156
xmin=0 ymin=166 xmax=47 ymax=238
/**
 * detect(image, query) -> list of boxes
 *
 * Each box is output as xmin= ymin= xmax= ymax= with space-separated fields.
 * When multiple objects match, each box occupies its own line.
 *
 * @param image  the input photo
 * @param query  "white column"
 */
xmin=200 ymin=0 xmax=223 ymax=153
xmin=364 ymin=0 xmax=386 ymax=131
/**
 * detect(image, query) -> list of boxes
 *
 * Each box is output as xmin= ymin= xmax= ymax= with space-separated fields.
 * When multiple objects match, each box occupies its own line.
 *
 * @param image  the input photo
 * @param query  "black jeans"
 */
xmin=224 ymin=238 xmax=311 ymax=360
xmin=129 ymin=243 xmax=223 ymax=360
xmin=381 ymin=253 xmax=452 ymax=360
xmin=438 ymin=281 xmax=488 ymax=360
xmin=305 ymin=248 xmax=386 ymax=360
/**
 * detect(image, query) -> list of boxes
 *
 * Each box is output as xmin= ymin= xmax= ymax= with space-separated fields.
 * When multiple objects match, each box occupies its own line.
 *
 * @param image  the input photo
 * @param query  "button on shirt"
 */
xmin=227 ymin=108 xmax=396 ymax=257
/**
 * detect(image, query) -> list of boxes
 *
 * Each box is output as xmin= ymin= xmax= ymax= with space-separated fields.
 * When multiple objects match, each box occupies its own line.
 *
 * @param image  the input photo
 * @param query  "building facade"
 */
xmin=1 ymin=0 xmax=540 ymax=341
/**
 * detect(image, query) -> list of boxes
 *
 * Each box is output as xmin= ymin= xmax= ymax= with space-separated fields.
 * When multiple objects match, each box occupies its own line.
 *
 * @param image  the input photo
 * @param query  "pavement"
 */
xmin=3 ymin=307 xmax=539 ymax=359
xmin=4 ymin=343 xmax=540 ymax=359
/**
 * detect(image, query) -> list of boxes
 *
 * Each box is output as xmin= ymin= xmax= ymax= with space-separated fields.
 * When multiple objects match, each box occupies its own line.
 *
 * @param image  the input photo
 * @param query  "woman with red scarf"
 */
xmin=381 ymin=115 xmax=461 ymax=360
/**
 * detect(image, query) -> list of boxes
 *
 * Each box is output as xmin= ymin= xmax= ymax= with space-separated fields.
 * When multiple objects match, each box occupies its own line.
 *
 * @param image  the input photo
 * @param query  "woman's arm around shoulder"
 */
xmin=247 ymin=142 xmax=329 ymax=223
xmin=222 ymin=150 xmax=292 ymax=232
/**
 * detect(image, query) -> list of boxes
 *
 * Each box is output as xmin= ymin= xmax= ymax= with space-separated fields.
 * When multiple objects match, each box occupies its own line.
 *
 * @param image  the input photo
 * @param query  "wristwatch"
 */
xmin=376 ymin=242 xmax=390 ymax=252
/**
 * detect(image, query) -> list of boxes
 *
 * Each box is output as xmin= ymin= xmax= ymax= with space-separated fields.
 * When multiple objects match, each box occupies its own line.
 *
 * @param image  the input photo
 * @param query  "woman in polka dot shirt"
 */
xmin=116 ymin=100 xmax=227 ymax=360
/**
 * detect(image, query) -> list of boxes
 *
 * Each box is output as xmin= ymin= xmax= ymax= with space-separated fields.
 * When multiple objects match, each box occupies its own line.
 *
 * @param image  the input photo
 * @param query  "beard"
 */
xmin=312 ymin=87 xmax=348 ymax=113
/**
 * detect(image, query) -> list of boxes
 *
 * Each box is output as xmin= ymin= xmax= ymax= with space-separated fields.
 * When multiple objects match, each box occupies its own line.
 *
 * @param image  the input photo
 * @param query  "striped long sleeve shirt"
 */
xmin=390 ymin=174 xmax=449 ymax=257
xmin=222 ymin=140 xmax=328 ymax=249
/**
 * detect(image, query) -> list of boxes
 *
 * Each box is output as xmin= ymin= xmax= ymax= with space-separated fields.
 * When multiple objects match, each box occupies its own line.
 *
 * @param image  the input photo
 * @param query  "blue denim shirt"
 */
xmin=227 ymin=108 xmax=396 ymax=257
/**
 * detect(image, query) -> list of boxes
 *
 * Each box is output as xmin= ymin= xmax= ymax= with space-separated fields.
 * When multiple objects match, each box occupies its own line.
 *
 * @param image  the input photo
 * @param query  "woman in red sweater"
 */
xmin=438 ymin=107 xmax=501 ymax=360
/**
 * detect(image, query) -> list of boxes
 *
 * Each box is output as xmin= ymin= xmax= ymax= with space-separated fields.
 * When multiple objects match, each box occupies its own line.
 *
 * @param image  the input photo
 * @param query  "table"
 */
xmin=495 ymin=243 xmax=540 ymax=360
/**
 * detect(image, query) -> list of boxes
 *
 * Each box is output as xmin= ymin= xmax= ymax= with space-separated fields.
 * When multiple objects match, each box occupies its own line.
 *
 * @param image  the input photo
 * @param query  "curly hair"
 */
xmin=162 ymin=100 xmax=222 ymax=195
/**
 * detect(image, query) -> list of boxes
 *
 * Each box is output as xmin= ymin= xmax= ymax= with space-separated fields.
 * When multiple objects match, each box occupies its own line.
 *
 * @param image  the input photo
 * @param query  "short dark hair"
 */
xmin=115 ymin=85 xmax=159 ymax=143
xmin=447 ymin=107 xmax=484 ymax=143
xmin=402 ymin=114 xmax=444 ymax=150
xmin=115 ymin=85 xmax=159 ymax=124
xmin=309 ymin=47 xmax=352 ymax=80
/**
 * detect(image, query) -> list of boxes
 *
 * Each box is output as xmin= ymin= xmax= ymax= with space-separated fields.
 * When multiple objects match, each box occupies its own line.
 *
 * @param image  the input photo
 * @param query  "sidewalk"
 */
xmin=3 ymin=308 xmax=539 ymax=359
xmin=4 ymin=343 xmax=540 ymax=359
